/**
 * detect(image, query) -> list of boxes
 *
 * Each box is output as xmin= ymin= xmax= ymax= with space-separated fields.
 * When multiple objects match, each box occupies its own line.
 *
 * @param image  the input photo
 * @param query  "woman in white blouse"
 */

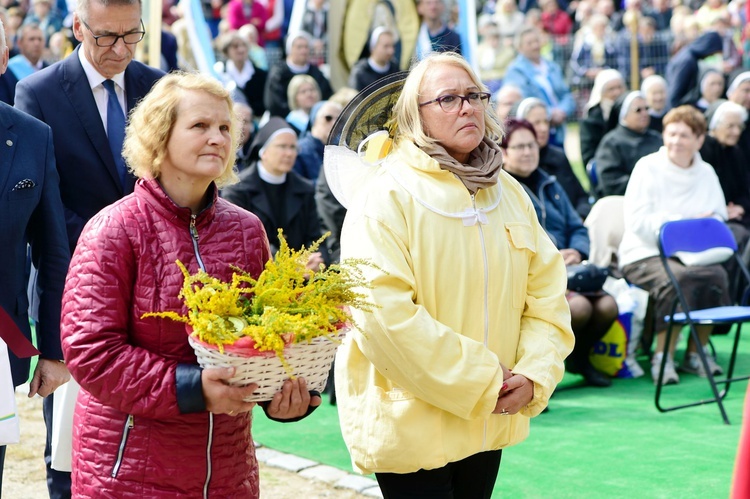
xmin=618 ymin=105 xmax=731 ymax=386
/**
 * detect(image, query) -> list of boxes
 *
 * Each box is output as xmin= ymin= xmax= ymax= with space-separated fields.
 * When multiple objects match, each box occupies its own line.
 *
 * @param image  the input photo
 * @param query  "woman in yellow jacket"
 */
xmin=334 ymin=52 xmax=575 ymax=497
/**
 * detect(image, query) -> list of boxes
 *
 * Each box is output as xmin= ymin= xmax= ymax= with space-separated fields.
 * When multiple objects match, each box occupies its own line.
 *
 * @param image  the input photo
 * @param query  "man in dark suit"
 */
xmin=14 ymin=1 xmax=163 ymax=496
xmin=16 ymin=0 xmax=164 ymax=254
xmin=0 ymin=18 xmax=70 ymax=493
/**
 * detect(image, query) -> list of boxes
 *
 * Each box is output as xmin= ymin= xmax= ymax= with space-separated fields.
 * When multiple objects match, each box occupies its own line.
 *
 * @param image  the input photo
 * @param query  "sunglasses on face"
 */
xmin=323 ymin=115 xmax=335 ymax=122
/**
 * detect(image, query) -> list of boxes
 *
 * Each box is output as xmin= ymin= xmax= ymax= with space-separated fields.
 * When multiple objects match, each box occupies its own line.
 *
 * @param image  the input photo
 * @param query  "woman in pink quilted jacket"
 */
xmin=60 ymin=72 xmax=320 ymax=497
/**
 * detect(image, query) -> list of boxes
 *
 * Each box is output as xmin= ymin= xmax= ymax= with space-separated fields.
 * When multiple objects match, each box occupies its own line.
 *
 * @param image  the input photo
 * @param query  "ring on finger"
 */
xmin=500 ymin=408 xmax=509 ymax=415
xmin=228 ymin=410 xmax=235 ymax=415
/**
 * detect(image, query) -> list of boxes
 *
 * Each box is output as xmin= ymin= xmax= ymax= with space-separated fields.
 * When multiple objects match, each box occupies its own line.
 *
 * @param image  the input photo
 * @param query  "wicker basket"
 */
xmin=188 ymin=330 xmax=345 ymax=402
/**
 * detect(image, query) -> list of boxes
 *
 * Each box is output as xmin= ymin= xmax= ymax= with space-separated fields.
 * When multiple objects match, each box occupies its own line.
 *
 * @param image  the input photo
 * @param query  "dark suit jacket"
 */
xmin=14 ymin=47 xmax=164 ymax=253
xmin=0 ymin=61 xmax=50 ymax=105
xmin=221 ymin=162 xmax=327 ymax=259
xmin=0 ymin=102 xmax=70 ymax=386
xmin=0 ymin=70 xmax=19 ymax=106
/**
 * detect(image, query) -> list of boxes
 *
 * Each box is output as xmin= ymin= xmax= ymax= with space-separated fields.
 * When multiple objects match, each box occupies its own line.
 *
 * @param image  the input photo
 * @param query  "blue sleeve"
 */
xmin=556 ymin=184 xmax=590 ymax=258
xmin=29 ymin=128 xmax=70 ymax=360
xmin=550 ymin=63 xmax=576 ymax=116
xmin=175 ymin=364 xmax=206 ymax=414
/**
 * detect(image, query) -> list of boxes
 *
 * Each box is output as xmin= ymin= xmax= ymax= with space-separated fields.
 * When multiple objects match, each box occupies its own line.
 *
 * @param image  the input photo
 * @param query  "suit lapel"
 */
xmin=0 ymin=103 xmax=18 ymax=195
xmin=60 ymin=49 xmax=123 ymax=193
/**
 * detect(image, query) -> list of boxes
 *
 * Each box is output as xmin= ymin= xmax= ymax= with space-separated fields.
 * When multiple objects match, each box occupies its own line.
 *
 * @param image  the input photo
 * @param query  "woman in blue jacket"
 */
xmin=502 ymin=119 xmax=618 ymax=387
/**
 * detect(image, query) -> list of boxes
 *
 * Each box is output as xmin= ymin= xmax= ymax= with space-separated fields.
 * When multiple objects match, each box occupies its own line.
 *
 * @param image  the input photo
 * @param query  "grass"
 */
xmin=251 ymin=331 xmax=748 ymax=498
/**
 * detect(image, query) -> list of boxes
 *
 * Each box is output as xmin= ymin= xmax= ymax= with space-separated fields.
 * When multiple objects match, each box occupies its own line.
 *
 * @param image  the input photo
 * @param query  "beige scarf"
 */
xmin=420 ymin=137 xmax=504 ymax=193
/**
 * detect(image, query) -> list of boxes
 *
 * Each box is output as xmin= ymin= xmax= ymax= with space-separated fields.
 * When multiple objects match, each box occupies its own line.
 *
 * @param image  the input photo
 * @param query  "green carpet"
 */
xmin=252 ymin=333 xmax=749 ymax=497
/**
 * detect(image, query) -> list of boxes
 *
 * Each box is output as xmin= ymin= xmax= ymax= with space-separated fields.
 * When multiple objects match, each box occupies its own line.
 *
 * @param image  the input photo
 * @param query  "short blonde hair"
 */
xmin=393 ymin=52 xmax=503 ymax=149
xmin=287 ymin=74 xmax=320 ymax=111
xmin=123 ymin=71 xmax=240 ymax=188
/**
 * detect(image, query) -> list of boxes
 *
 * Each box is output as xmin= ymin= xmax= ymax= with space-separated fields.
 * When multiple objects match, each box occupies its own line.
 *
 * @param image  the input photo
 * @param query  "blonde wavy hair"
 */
xmin=393 ymin=52 xmax=503 ymax=149
xmin=123 ymin=71 xmax=240 ymax=188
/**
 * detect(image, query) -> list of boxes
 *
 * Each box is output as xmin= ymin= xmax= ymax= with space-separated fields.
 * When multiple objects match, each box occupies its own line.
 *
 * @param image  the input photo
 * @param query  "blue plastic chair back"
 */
xmin=659 ymin=218 xmax=737 ymax=258
xmin=586 ymin=160 xmax=598 ymax=188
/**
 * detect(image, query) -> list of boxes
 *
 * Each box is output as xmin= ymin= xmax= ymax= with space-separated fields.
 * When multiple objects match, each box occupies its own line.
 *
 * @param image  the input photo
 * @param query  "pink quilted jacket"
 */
xmin=61 ymin=179 xmax=271 ymax=498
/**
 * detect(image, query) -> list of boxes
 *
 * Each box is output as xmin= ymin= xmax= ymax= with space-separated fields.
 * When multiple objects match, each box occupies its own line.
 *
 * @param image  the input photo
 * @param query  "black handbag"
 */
xmin=566 ymin=261 xmax=609 ymax=293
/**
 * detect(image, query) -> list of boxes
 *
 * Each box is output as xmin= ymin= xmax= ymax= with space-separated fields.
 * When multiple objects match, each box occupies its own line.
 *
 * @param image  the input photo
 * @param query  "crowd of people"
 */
xmin=2 ymin=0 xmax=750 ymax=496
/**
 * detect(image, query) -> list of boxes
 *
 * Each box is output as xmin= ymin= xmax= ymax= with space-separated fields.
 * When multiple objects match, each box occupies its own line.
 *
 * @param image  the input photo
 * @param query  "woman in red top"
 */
xmin=60 ymin=72 xmax=320 ymax=497
xmin=227 ymin=0 xmax=269 ymax=42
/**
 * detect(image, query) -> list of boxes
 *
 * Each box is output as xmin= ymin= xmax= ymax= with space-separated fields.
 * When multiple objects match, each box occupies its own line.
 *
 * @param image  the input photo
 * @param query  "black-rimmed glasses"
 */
xmin=419 ymin=92 xmax=491 ymax=113
xmin=81 ymin=18 xmax=145 ymax=47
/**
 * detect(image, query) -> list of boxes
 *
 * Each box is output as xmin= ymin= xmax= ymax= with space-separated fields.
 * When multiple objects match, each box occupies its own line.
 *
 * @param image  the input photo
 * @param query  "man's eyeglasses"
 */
xmin=81 ymin=18 xmax=145 ymax=47
xmin=419 ymin=92 xmax=492 ymax=113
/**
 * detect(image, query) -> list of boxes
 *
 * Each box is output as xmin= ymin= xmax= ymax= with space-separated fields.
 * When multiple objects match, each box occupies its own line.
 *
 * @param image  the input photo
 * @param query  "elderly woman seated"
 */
xmin=701 ymin=100 xmax=750 ymax=234
xmin=594 ymin=91 xmax=662 ymax=198
xmin=641 ymin=75 xmax=668 ymax=133
xmin=701 ymin=100 xmax=750 ymax=297
xmin=513 ymin=97 xmax=592 ymax=219
xmin=502 ymin=118 xmax=618 ymax=387
xmin=619 ymin=106 xmax=731 ymax=385
xmin=579 ymin=69 xmax=626 ymax=169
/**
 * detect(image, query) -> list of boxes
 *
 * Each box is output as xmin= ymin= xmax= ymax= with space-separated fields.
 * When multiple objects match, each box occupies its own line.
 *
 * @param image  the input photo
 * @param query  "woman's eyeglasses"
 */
xmin=419 ymin=92 xmax=491 ymax=113
xmin=506 ymin=142 xmax=538 ymax=152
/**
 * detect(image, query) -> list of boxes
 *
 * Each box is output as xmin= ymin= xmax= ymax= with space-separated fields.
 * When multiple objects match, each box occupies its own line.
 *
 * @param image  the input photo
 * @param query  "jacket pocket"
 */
xmin=111 ymin=414 xmax=134 ymax=478
xmin=504 ymin=223 xmax=537 ymax=309
xmin=361 ymin=386 xmax=445 ymax=472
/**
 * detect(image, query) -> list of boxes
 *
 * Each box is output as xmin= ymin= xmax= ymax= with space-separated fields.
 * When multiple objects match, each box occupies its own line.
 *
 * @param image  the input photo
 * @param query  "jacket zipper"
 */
xmin=203 ymin=413 xmax=214 ymax=499
xmin=190 ymin=215 xmax=206 ymax=271
xmin=111 ymin=414 xmax=134 ymax=477
xmin=189 ymin=214 xmax=213 ymax=498
xmin=473 ymin=194 xmax=490 ymax=451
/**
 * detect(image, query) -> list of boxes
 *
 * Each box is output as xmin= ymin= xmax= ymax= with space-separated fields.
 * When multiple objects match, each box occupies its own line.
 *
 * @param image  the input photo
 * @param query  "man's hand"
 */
xmin=28 ymin=359 xmax=70 ymax=398
xmin=266 ymin=377 xmax=321 ymax=420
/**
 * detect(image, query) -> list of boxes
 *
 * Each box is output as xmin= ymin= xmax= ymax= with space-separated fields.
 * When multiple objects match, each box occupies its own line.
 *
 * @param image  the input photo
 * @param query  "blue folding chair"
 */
xmin=586 ymin=160 xmax=598 ymax=203
xmin=655 ymin=218 xmax=750 ymax=424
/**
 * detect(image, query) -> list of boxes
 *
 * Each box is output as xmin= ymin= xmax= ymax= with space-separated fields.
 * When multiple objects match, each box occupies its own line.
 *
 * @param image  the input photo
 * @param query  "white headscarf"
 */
xmin=515 ymin=97 xmax=547 ymax=119
xmin=727 ymin=72 xmax=750 ymax=99
xmin=640 ymin=75 xmax=667 ymax=96
xmin=585 ymin=69 xmax=625 ymax=115
xmin=708 ymin=100 xmax=749 ymax=131
xmin=640 ymin=75 xmax=667 ymax=116
xmin=618 ymin=91 xmax=644 ymax=126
